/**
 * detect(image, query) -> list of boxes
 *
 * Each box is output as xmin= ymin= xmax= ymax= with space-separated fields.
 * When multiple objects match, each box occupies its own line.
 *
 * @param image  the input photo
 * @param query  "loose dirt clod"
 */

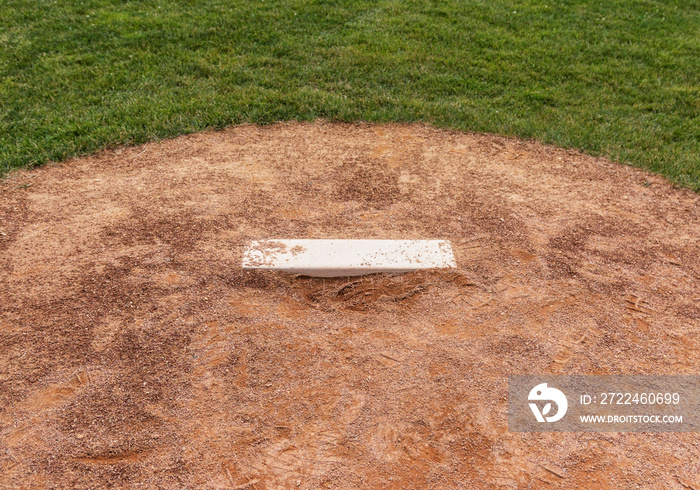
xmin=0 ymin=121 xmax=698 ymax=488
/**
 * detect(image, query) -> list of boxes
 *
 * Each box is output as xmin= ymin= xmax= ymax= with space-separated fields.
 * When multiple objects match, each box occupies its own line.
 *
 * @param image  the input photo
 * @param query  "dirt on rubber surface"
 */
xmin=1 ymin=121 xmax=699 ymax=488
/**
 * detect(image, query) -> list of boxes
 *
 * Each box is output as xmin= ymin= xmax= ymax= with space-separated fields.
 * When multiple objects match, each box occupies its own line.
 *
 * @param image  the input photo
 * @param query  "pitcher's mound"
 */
xmin=1 ymin=122 xmax=698 ymax=488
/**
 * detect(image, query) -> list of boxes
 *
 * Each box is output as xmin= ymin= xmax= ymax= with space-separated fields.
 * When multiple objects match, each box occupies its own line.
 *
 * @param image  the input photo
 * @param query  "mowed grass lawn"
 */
xmin=1 ymin=0 xmax=698 ymax=190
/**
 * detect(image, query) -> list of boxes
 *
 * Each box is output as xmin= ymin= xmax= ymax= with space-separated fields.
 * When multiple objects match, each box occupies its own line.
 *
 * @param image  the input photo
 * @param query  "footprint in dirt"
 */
xmin=286 ymin=273 xmax=430 ymax=311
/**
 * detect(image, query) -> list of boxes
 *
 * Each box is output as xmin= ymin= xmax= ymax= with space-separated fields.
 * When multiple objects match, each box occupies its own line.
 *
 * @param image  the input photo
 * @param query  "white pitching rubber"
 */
xmin=242 ymin=239 xmax=457 ymax=277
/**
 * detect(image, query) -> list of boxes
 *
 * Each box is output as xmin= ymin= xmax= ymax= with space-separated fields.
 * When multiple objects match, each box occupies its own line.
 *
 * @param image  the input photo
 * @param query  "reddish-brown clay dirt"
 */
xmin=0 ymin=121 xmax=699 ymax=488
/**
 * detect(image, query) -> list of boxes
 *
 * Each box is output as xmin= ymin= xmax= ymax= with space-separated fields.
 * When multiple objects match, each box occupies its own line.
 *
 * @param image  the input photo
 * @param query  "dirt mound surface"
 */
xmin=1 ymin=122 xmax=698 ymax=488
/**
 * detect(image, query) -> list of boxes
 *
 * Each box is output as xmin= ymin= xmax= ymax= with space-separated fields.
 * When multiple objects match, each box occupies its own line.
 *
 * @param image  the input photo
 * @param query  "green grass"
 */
xmin=1 ymin=0 xmax=698 ymax=190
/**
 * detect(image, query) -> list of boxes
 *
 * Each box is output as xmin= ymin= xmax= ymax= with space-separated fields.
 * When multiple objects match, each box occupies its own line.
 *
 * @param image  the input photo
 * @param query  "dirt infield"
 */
xmin=1 ymin=121 xmax=698 ymax=488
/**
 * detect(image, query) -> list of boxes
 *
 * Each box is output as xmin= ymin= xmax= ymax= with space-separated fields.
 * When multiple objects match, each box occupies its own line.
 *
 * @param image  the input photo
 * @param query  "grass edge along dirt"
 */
xmin=1 ymin=0 xmax=698 ymax=191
